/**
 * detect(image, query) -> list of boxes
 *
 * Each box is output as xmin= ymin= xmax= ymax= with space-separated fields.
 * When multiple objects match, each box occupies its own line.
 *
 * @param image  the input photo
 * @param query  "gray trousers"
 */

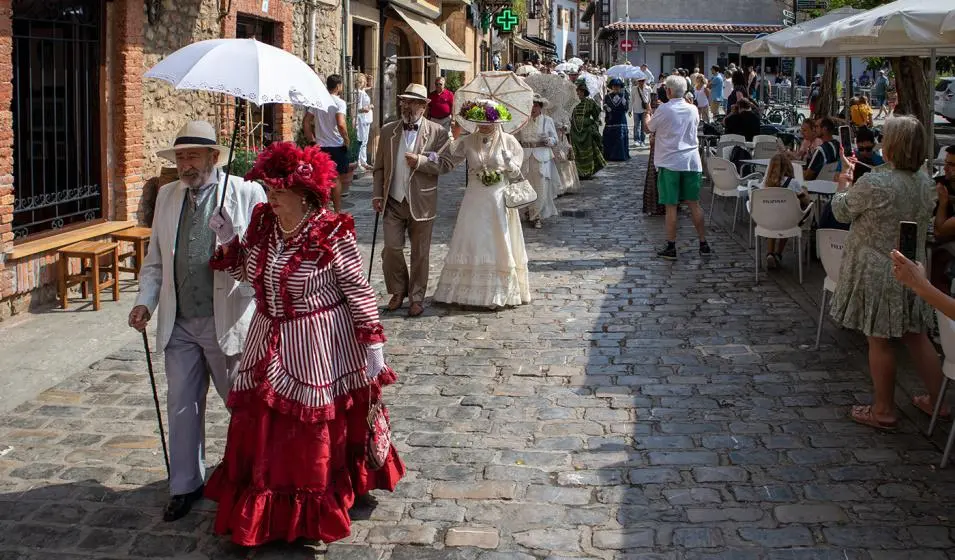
xmin=164 ymin=317 xmax=239 ymax=495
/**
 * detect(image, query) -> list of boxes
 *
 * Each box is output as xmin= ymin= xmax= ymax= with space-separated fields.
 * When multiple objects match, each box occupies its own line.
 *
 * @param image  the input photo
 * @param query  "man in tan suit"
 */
xmin=372 ymin=83 xmax=454 ymax=317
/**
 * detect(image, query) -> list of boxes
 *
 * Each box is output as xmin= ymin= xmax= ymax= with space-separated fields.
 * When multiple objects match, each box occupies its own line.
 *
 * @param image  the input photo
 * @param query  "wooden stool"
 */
xmin=112 ymin=227 xmax=152 ymax=279
xmin=58 ymin=241 xmax=120 ymax=311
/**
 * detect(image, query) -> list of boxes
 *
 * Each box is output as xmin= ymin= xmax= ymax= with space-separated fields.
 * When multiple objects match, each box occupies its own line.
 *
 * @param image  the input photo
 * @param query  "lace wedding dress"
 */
xmin=433 ymin=128 xmax=532 ymax=308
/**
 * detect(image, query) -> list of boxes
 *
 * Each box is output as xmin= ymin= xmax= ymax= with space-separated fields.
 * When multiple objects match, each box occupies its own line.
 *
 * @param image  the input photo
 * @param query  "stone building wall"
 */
xmin=0 ymin=0 xmax=13 ymax=304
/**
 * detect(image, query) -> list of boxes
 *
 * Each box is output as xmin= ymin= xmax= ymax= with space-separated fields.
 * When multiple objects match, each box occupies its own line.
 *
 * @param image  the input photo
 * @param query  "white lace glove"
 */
xmin=209 ymin=210 xmax=236 ymax=244
xmin=366 ymin=343 xmax=385 ymax=380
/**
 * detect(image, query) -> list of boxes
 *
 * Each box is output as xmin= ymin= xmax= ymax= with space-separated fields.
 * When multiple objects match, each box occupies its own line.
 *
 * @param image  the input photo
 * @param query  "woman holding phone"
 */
xmin=827 ymin=115 xmax=946 ymax=430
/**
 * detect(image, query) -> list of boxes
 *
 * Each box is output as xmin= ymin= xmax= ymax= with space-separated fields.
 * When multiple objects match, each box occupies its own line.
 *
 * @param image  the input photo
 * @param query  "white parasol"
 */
xmin=452 ymin=71 xmax=534 ymax=134
xmin=576 ymin=72 xmax=605 ymax=99
xmin=567 ymin=57 xmax=585 ymax=66
xmin=554 ymin=62 xmax=579 ymax=73
xmin=523 ymin=74 xmax=578 ymax=129
xmin=516 ymin=65 xmax=541 ymax=76
xmin=145 ymin=38 xmax=334 ymax=208
xmin=145 ymin=38 xmax=334 ymax=109
xmin=607 ymin=64 xmax=637 ymax=79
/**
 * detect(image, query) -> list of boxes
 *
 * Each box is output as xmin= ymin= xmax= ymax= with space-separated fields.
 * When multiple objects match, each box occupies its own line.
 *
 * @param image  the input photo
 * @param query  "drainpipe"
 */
xmin=308 ymin=2 xmax=317 ymax=66
xmin=343 ymin=0 xmax=351 ymax=103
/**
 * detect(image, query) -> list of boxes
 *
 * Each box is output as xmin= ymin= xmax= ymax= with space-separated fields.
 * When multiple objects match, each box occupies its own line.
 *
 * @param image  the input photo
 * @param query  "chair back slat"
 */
xmin=816 ymin=228 xmax=848 ymax=286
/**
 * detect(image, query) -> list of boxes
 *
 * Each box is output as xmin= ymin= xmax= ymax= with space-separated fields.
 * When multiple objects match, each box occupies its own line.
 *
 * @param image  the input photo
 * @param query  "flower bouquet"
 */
xmin=478 ymin=169 xmax=502 ymax=186
xmin=459 ymin=100 xmax=513 ymax=124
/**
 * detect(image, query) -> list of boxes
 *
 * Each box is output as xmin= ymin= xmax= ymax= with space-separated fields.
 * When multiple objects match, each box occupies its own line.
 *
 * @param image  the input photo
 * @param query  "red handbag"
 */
xmin=366 ymin=383 xmax=392 ymax=470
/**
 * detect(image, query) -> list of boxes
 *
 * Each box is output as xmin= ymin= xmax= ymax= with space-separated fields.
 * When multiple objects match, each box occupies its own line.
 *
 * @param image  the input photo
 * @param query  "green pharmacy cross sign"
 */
xmin=494 ymin=8 xmax=519 ymax=33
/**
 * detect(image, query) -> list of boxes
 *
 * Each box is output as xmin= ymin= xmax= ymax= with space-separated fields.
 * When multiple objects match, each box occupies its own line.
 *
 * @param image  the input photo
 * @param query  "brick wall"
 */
xmin=112 ymin=0 xmax=146 ymax=222
xmin=0 ymin=0 xmax=13 ymax=305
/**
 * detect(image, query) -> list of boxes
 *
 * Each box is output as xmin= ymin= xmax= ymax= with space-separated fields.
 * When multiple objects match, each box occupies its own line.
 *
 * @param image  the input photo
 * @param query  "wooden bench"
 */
xmin=58 ymin=241 xmax=120 ymax=311
xmin=111 ymin=227 xmax=152 ymax=280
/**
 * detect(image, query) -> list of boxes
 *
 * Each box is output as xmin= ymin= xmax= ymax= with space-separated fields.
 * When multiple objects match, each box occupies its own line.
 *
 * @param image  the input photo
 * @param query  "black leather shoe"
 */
xmin=163 ymin=485 xmax=204 ymax=522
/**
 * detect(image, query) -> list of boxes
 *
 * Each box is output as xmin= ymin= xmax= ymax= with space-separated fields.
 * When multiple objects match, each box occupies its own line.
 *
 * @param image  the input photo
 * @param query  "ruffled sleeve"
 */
xmin=208 ymin=202 xmax=272 ymax=282
xmin=328 ymin=215 xmax=387 ymax=345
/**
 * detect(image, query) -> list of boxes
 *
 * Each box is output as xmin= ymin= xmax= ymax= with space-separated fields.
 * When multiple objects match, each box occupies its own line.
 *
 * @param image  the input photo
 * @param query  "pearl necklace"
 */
xmin=278 ymin=205 xmax=313 ymax=237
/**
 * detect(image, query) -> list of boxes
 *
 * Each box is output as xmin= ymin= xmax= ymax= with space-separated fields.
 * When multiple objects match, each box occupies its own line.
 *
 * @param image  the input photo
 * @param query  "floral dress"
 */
xmin=205 ymin=205 xmax=405 ymax=546
xmin=829 ymin=166 xmax=936 ymax=338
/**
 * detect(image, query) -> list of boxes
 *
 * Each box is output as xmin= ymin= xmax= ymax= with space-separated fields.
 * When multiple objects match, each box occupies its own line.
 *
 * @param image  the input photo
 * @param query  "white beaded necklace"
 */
xmin=278 ymin=205 xmax=313 ymax=237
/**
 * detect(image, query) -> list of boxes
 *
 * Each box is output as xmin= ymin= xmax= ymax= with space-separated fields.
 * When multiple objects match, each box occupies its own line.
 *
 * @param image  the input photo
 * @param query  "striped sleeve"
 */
xmin=331 ymin=231 xmax=386 ymax=345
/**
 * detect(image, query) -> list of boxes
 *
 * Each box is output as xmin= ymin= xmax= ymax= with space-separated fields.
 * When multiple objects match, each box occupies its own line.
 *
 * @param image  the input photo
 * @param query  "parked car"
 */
xmin=936 ymin=77 xmax=955 ymax=124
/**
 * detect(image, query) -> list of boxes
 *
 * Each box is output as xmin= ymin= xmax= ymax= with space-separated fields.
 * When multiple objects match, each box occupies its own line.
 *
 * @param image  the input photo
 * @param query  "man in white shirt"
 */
xmin=644 ymin=75 xmax=710 ymax=260
xmin=303 ymin=74 xmax=350 ymax=213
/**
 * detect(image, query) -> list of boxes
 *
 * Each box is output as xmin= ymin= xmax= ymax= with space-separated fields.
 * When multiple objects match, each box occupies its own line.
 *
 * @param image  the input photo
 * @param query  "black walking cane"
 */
xmin=142 ymin=331 xmax=171 ymax=478
xmin=368 ymin=211 xmax=380 ymax=281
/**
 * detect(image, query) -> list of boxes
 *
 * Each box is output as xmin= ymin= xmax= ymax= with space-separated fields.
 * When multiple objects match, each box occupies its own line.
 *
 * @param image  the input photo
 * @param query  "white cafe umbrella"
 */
xmin=146 ymin=38 xmax=335 ymax=207
xmin=453 ymin=71 xmax=534 ymax=134
xmin=786 ymin=0 xmax=955 ymax=53
xmin=741 ymin=8 xmax=863 ymax=57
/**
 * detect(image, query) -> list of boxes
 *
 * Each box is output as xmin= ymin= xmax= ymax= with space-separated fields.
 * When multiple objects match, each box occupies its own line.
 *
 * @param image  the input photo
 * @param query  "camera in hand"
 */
xmin=898 ymin=221 xmax=919 ymax=262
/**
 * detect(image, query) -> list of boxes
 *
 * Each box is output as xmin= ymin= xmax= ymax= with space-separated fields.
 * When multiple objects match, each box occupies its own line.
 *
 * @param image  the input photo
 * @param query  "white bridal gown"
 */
xmin=433 ymin=128 xmax=532 ymax=308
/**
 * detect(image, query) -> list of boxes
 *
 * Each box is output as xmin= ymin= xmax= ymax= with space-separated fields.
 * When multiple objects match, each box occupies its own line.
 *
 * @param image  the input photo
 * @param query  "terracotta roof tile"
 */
xmin=603 ymin=22 xmax=784 ymax=34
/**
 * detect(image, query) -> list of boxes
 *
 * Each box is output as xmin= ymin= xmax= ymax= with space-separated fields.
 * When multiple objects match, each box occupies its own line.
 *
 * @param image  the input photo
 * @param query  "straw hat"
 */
xmin=156 ymin=121 xmax=230 ymax=167
xmin=532 ymin=94 xmax=550 ymax=107
xmin=396 ymin=83 xmax=430 ymax=102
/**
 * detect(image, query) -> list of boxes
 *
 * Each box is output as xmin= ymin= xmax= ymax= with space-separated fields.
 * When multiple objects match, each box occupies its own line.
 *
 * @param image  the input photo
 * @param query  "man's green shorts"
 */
xmin=657 ymin=168 xmax=703 ymax=206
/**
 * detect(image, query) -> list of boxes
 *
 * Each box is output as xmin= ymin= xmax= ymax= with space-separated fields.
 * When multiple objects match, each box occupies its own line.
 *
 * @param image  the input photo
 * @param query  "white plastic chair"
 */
xmin=814 ymin=229 xmax=848 ymax=349
xmin=753 ymin=134 xmax=781 ymax=146
xmin=707 ymin=157 xmax=762 ymax=231
xmin=749 ymin=189 xmax=814 ymax=284
xmin=930 ymin=310 xmax=955 ymax=468
xmin=719 ymin=134 xmax=746 ymax=144
xmin=753 ymin=141 xmax=781 ymax=160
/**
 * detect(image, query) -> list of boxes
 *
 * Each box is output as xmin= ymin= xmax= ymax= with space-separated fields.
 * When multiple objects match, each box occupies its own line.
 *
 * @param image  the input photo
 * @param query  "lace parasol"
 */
xmin=523 ymin=74 xmax=578 ymax=130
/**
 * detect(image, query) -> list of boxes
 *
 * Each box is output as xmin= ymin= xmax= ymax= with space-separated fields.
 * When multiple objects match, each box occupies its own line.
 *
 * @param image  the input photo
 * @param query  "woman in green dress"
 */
xmin=570 ymin=82 xmax=605 ymax=180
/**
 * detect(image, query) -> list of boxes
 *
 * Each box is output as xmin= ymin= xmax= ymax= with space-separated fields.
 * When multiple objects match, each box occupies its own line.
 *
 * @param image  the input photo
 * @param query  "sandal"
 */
xmin=765 ymin=253 xmax=777 ymax=270
xmin=912 ymin=394 xmax=950 ymax=419
xmin=850 ymin=405 xmax=898 ymax=432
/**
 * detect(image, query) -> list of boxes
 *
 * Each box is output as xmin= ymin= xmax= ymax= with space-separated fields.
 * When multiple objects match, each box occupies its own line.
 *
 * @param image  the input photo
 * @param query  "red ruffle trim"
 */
xmin=205 ymin=376 xmax=405 ymax=547
xmin=355 ymin=322 xmax=387 ymax=345
xmin=225 ymin=366 xmax=398 ymax=425
xmin=209 ymin=237 xmax=242 ymax=271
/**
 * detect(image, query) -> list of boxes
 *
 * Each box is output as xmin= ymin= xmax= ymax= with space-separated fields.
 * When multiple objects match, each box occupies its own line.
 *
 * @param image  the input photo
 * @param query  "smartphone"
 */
xmin=898 ymin=221 xmax=919 ymax=261
xmin=838 ymin=125 xmax=853 ymax=155
xmin=852 ymin=160 xmax=873 ymax=184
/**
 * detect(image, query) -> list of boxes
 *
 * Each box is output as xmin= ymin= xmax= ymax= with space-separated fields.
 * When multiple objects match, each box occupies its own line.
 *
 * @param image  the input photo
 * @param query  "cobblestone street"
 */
xmin=3 ymin=152 xmax=955 ymax=559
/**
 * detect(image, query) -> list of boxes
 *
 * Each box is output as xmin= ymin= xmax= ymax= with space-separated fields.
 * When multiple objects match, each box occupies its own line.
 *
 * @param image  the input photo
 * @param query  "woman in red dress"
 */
xmin=205 ymin=142 xmax=405 ymax=546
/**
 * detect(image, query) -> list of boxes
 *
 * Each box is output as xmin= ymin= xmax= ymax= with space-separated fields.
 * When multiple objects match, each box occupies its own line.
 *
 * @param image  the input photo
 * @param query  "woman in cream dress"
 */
xmin=433 ymin=101 xmax=531 ymax=308
xmin=515 ymin=95 xmax=560 ymax=228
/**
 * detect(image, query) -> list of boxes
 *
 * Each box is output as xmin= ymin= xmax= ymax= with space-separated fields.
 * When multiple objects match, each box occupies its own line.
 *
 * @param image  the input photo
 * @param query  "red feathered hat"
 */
xmin=245 ymin=142 xmax=338 ymax=205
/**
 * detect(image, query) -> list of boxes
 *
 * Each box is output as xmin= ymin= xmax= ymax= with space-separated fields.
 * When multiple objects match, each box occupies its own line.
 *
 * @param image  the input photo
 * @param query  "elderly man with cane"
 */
xmin=128 ymin=120 xmax=266 ymax=522
xmin=372 ymin=83 xmax=455 ymax=317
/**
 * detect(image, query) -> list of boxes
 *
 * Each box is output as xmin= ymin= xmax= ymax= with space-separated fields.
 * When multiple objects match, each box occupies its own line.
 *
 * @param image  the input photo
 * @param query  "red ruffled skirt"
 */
xmin=204 ymin=369 xmax=405 ymax=546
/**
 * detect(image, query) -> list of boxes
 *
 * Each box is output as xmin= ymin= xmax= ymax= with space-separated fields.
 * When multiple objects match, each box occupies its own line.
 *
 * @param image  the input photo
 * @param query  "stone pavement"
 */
xmin=2 ymin=151 xmax=955 ymax=560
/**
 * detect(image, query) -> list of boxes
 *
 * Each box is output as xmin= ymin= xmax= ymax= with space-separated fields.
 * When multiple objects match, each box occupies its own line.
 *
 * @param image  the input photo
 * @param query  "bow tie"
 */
xmin=402 ymin=123 xmax=419 ymax=131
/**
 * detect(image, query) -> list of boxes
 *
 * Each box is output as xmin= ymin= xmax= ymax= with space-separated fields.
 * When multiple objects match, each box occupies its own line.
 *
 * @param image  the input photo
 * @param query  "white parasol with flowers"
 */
xmin=452 ymin=71 xmax=534 ymax=134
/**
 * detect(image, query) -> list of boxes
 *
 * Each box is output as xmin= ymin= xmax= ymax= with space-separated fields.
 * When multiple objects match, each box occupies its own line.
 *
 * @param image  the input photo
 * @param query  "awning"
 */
xmin=512 ymin=35 xmax=542 ymax=53
xmin=393 ymin=6 xmax=471 ymax=72
xmin=524 ymin=36 xmax=557 ymax=54
xmin=581 ymin=2 xmax=595 ymax=22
